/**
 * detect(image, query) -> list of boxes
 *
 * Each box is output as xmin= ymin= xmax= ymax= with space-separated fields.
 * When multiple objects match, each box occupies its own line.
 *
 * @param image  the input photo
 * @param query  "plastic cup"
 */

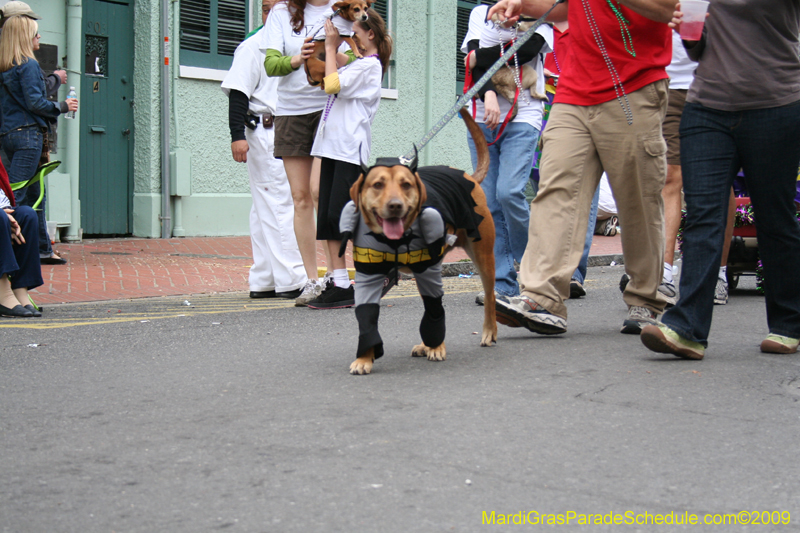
xmin=46 ymin=221 xmax=57 ymax=244
xmin=679 ymin=0 xmax=709 ymax=41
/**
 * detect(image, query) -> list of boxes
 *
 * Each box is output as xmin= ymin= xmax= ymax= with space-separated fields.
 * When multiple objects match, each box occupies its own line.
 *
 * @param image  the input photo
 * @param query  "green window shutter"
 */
xmin=180 ymin=0 xmax=247 ymax=70
xmin=456 ymin=0 xmax=495 ymax=95
xmin=370 ymin=0 xmax=395 ymax=90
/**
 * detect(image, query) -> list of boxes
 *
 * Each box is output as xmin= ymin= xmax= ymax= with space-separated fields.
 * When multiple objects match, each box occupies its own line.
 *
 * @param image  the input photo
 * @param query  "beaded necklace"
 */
xmin=606 ymin=0 xmax=636 ymax=57
xmin=580 ymin=0 xmax=633 ymax=124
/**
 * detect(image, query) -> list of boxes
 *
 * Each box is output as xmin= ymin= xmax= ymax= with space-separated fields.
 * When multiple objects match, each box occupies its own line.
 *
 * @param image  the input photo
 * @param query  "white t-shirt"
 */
xmin=0 ymin=188 xmax=10 ymax=209
xmin=221 ymin=25 xmax=276 ymax=116
xmin=310 ymin=56 xmax=382 ymax=165
xmin=261 ymin=0 xmax=344 ymax=116
xmin=666 ymin=30 xmax=697 ymax=90
xmin=460 ymin=5 xmax=553 ymax=130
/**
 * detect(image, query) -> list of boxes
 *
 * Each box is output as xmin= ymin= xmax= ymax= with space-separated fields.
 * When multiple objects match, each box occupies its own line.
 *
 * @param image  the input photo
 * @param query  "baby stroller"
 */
xmin=727 ymin=168 xmax=800 ymax=291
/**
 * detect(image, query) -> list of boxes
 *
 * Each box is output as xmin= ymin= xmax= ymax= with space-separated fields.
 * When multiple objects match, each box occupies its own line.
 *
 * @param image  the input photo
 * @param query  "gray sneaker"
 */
xmin=295 ymin=278 xmax=322 ymax=307
xmin=475 ymin=291 xmax=485 ymax=306
xmin=658 ymin=281 xmax=678 ymax=307
xmin=714 ymin=276 xmax=728 ymax=305
xmin=495 ymin=295 xmax=567 ymax=335
xmin=621 ymin=305 xmax=659 ymax=335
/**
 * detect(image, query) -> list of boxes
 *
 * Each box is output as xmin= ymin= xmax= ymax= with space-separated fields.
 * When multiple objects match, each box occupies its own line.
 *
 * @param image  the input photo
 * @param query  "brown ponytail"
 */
xmin=285 ymin=0 xmax=308 ymax=33
xmin=356 ymin=8 xmax=393 ymax=76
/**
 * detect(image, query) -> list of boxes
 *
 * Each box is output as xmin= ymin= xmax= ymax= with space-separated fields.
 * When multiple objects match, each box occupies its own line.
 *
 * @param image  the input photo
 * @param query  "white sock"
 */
xmin=719 ymin=265 xmax=727 ymax=280
xmin=662 ymin=262 xmax=673 ymax=284
xmin=333 ymin=269 xmax=350 ymax=289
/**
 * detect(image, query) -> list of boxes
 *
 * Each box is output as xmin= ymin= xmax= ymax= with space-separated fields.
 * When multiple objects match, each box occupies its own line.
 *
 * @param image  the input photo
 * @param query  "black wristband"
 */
xmin=228 ymin=90 xmax=249 ymax=143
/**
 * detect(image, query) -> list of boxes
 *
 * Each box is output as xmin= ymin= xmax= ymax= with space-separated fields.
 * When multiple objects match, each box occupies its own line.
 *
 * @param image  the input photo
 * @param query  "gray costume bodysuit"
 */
xmin=339 ymin=164 xmax=484 ymax=361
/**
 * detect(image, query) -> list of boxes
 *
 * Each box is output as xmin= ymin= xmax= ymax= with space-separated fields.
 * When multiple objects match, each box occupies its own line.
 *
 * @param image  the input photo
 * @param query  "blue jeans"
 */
xmin=468 ymin=122 xmax=540 ymax=296
xmin=572 ymin=185 xmax=600 ymax=284
xmin=2 ymin=127 xmax=52 ymax=257
xmin=0 ymin=205 xmax=43 ymax=290
xmin=662 ymin=101 xmax=800 ymax=345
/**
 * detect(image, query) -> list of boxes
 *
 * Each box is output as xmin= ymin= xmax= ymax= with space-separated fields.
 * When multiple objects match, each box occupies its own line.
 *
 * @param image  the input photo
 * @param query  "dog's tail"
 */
xmin=460 ymin=108 xmax=488 ymax=184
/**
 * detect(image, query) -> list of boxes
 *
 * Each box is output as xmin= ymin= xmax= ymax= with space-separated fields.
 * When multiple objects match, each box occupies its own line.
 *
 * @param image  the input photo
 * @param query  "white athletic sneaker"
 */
xmin=295 ymin=278 xmax=322 ymax=307
xmin=714 ymin=276 xmax=728 ymax=305
xmin=658 ymin=281 xmax=678 ymax=307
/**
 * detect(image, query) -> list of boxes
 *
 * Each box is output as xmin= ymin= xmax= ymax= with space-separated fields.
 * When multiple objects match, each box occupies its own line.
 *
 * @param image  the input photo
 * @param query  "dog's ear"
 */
xmin=414 ymin=171 xmax=427 ymax=206
xmin=350 ymin=171 xmax=367 ymax=208
xmin=403 ymin=170 xmax=427 ymax=228
xmin=332 ymin=0 xmax=349 ymax=12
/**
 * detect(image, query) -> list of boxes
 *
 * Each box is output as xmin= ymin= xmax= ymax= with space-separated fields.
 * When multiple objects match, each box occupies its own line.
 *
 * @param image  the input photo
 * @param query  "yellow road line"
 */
xmin=0 ymin=285 xmax=482 ymax=330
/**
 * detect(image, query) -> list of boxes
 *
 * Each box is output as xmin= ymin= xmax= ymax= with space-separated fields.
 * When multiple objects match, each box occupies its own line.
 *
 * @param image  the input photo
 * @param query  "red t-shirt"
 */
xmin=554 ymin=0 xmax=671 ymax=106
xmin=544 ymin=26 xmax=570 ymax=75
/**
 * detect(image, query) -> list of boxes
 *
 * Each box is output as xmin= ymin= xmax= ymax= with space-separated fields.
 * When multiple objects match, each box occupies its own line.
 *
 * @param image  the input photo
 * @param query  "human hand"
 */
xmin=464 ymin=51 xmax=476 ymax=72
xmin=484 ymin=91 xmax=501 ymax=130
xmin=54 ymin=70 xmax=67 ymax=84
xmin=669 ymin=2 xmax=707 ymax=42
xmin=487 ymin=0 xmax=522 ymax=26
xmin=6 ymin=211 xmax=24 ymax=245
xmin=324 ymin=19 xmax=341 ymax=51
xmin=231 ymin=140 xmax=248 ymax=163
xmin=65 ymin=98 xmax=79 ymax=112
xmin=291 ymin=38 xmax=317 ymax=69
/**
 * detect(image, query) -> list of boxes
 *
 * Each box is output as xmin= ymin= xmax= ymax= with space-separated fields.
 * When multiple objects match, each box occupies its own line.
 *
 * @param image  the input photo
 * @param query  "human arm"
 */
xmin=20 ymin=62 xmax=61 ymax=119
xmin=227 ymin=89 xmax=249 ymax=163
xmin=44 ymin=70 xmax=62 ymax=98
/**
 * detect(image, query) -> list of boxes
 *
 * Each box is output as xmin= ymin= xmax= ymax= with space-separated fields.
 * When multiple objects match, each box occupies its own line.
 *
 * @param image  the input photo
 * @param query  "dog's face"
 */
xmin=350 ymin=165 xmax=427 ymax=240
xmin=334 ymin=0 xmax=371 ymax=22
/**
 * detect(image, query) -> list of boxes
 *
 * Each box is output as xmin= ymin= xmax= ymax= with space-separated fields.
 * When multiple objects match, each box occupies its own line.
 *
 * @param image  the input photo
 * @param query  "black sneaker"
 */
xmin=569 ymin=279 xmax=586 ymax=298
xmin=307 ymin=284 xmax=355 ymax=309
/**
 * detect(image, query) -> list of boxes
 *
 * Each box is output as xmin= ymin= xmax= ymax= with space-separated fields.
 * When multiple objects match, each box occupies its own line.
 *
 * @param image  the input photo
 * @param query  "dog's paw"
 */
xmin=480 ymin=327 xmax=497 ymax=347
xmin=350 ymin=356 xmax=374 ymax=375
xmin=412 ymin=343 xmax=446 ymax=361
xmin=411 ymin=343 xmax=428 ymax=358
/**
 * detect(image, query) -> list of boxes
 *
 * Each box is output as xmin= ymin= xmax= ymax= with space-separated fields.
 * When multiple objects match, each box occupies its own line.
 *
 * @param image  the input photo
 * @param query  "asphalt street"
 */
xmin=1 ymin=265 xmax=799 ymax=532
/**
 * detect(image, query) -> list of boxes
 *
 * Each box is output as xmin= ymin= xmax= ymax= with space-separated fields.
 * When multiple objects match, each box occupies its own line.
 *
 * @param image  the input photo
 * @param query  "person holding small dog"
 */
xmin=488 ymin=0 xmax=675 ymax=336
xmin=461 ymin=4 xmax=553 ymax=303
xmin=262 ymin=0 xmax=354 ymax=306
xmin=306 ymin=10 xmax=392 ymax=309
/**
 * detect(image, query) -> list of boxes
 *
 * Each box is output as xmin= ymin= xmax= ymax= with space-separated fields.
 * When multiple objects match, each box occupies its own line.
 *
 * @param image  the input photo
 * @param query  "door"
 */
xmin=80 ymin=0 xmax=135 ymax=235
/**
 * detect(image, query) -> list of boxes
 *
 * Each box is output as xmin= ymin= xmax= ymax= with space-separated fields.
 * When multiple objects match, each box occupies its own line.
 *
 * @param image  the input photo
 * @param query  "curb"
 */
xmin=438 ymin=254 xmax=625 ymax=278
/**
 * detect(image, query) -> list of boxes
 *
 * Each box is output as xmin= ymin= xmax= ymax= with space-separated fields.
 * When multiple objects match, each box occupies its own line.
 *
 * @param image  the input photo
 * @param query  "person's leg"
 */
xmin=0 ymin=212 xmax=22 ymax=309
xmin=597 ymin=81 xmax=668 ymax=318
xmin=571 ymin=184 xmax=599 ymax=290
xmin=714 ymin=188 xmax=736 ymax=305
xmin=493 ymin=122 xmax=540 ymax=296
xmin=2 ymin=129 xmax=53 ymax=258
xmin=309 ymin=159 xmax=361 ymax=309
xmin=516 ymin=103 xmax=603 ymax=319
xmin=246 ymin=126 xmax=305 ymax=295
xmin=659 ymin=102 xmax=740 ymax=346
xmin=282 ymin=155 xmax=318 ymax=281
xmin=8 ymin=206 xmax=43 ymax=300
xmin=737 ymin=101 xmax=800 ymax=340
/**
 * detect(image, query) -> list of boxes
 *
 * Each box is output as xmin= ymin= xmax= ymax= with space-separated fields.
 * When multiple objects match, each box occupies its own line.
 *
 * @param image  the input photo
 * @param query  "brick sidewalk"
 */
xmin=32 ymin=235 xmax=622 ymax=305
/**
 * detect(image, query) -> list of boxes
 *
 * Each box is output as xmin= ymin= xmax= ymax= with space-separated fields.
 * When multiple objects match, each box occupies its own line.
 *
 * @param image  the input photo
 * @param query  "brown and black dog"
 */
xmin=345 ymin=109 xmax=497 ymax=375
xmin=304 ymin=0 xmax=372 ymax=88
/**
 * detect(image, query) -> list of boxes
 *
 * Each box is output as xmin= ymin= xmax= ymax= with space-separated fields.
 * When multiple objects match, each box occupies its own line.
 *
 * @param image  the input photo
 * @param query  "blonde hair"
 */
xmin=0 ymin=16 xmax=38 ymax=72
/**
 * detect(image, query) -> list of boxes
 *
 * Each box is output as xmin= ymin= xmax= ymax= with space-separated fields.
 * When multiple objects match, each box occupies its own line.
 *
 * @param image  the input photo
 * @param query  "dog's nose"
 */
xmin=386 ymin=199 xmax=404 ymax=216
